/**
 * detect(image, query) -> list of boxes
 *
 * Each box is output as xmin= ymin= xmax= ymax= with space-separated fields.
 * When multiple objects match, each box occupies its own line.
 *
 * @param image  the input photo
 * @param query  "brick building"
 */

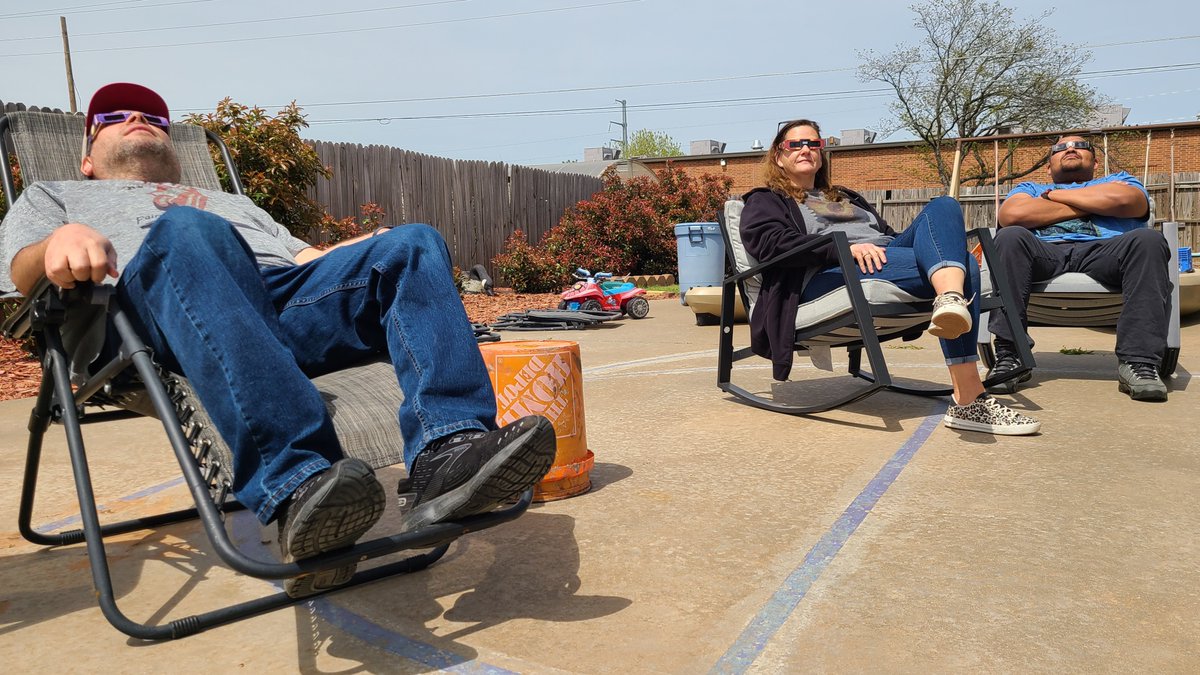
xmin=640 ymin=121 xmax=1200 ymax=198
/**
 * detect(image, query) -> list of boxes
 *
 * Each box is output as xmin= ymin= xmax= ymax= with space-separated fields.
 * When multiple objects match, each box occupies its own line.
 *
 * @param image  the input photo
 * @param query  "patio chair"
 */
xmin=716 ymin=199 xmax=1034 ymax=414
xmin=0 ymin=110 xmax=531 ymax=640
xmin=975 ymin=220 xmax=1183 ymax=377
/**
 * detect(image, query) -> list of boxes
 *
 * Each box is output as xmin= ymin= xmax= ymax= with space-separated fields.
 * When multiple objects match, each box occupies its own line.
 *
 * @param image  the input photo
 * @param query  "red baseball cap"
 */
xmin=84 ymin=82 xmax=170 ymax=136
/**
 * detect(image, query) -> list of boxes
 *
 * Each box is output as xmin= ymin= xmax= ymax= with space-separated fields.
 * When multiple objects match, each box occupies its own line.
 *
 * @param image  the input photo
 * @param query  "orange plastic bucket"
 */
xmin=478 ymin=340 xmax=593 ymax=501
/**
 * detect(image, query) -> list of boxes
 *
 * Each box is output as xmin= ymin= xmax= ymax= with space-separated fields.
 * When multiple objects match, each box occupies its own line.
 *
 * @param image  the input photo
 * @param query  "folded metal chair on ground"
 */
xmin=491 ymin=308 xmax=622 ymax=331
xmin=716 ymin=199 xmax=1034 ymax=415
xmin=0 ymin=110 xmax=532 ymax=640
xmin=974 ymin=221 xmax=1183 ymax=376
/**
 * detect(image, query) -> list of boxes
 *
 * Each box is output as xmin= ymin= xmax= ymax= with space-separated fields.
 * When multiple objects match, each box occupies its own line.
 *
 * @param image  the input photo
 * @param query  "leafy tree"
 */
xmin=625 ymin=128 xmax=683 ymax=158
xmin=859 ymin=0 xmax=1103 ymax=186
xmin=185 ymin=99 xmax=330 ymax=236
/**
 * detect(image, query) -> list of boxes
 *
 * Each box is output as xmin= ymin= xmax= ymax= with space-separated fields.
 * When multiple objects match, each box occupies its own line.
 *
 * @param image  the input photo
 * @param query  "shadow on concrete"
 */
xmin=292 ymin=511 xmax=630 ymax=672
xmin=578 ymin=461 xmax=633 ymax=495
xmin=1017 ymin=350 xmax=1191 ymax=393
xmin=0 ymin=518 xmax=241 ymax=643
xmin=440 ymin=512 xmax=631 ymax=631
xmin=752 ymin=376 xmax=950 ymax=432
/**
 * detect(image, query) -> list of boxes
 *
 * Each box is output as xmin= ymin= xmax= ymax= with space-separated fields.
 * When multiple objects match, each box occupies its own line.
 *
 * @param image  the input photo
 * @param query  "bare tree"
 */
xmin=859 ymin=0 xmax=1103 ymax=187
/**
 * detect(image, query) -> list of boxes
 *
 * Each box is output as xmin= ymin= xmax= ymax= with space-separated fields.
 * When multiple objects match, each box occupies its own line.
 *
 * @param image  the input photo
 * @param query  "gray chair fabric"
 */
xmin=121 ymin=359 xmax=406 ymax=479
xmin=7 ymin=110 xmax=222 ymax=190
xmin=7 ymin=111 xmax=87 ymax=182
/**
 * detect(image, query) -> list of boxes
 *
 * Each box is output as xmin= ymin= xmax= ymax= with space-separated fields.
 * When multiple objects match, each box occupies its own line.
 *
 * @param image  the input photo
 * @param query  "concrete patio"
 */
xmin=0 ymin=297 xmax=1196 ymax=672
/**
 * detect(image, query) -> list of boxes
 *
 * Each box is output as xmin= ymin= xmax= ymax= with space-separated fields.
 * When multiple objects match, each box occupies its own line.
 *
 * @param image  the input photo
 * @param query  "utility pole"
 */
xmin=61 ymin=16 xmax=77 ymax=113
xmin=610 ymin=99 xmax=628 ymax=176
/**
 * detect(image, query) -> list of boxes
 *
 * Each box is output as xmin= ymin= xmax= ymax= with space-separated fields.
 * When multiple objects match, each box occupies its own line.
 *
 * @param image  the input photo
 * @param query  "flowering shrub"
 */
xmin=314 ymin=203 xmax=386 ymax=249
xmin=493 ymin=229 xmax=572 ymax=293
xmin=494 ymin=164 xmax=732 ymax=292
xmin=185 ymin=100 xmax=330 ymax=236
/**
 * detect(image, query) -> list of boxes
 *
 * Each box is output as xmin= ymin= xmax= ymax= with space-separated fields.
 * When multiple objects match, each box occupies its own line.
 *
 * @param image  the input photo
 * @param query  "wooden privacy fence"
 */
xmin=858 ymin=172 xmax=1200 ymax=248
xmin=307 ymin=141 xmax=603 ymax=274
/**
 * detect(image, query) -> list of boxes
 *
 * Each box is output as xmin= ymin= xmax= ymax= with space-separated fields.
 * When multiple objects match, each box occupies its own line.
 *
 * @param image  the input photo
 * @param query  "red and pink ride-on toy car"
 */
xmin=559 ymin=269 xmax=650 ymax=319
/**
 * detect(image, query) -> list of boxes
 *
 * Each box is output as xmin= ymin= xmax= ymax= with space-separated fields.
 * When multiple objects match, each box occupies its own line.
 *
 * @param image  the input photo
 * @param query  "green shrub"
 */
xmin=494 ymin=164 xmax=732 ymax=292
xmin=185 ymin=100 xmax=330 ymax=237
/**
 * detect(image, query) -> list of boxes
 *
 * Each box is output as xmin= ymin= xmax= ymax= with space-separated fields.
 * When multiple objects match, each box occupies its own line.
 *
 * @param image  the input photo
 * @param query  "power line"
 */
xmin=0 ymin=0 xmax=641 ymax=58
xmin=0 ymin=0 xmax=214 ymax=21
xmin=301 ymin=63 xmax=1200 ymax=126
xmin=0 ymin=0 xmax=479 ymax=43
xmin=187 ymin=67 xmax=862 ymax=112
xmin=306 ymin=88 xmax=897 ymax=125
xmin=1082 ymin=62 xmax=1200 ymax=80
xmin=168 ymin=43 xmax=1200 ymax=113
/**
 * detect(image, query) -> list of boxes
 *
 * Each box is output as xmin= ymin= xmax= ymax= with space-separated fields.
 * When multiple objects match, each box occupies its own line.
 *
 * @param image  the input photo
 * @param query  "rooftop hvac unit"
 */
xmin=690 ymin=139 xmax=726 ymax=155
xmin=840 ymin=129 xmax=876 ymax=145
xmin=583 ymin=146 xmax=621 ymax=162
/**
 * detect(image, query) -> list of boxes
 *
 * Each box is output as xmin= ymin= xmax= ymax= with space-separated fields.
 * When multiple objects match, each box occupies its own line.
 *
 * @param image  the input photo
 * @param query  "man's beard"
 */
xmin=106 ymin=137 xmax=182 ymax=183
xmin=1052 ymin=158 xmax=1093 ymax=184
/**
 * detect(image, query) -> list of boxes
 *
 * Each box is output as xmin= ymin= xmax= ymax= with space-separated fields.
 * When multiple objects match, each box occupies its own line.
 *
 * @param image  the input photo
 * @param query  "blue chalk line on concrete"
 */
xmin=709 ymin=413 xmax=943 ymax=674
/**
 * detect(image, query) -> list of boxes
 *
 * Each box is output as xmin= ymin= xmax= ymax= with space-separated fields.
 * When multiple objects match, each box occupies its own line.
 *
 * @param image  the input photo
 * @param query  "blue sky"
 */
xmin=2 ymin=0 xmax=1198 ymax=165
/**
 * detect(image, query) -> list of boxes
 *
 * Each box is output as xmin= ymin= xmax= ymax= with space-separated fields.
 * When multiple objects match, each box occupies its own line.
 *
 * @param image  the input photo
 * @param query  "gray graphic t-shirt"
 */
xmin=0 ymin=180 xmax=310 ymax=295
xmin=797 ymin=192 xmax=893 ymax=246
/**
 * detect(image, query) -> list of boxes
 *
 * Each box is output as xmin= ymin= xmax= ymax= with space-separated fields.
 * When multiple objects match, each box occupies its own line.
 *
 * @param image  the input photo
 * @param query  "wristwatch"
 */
xmin=1041 ymin=189 xmax=1054 ymax=201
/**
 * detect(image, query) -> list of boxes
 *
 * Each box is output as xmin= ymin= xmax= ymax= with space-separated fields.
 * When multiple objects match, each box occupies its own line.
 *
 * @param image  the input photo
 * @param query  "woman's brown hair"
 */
xmin=760 ymin=118 xmax=842 ymax=202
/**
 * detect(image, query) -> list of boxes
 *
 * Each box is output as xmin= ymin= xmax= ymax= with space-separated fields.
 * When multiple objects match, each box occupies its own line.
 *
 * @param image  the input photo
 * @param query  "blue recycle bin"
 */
xmin=674 ymin=222 xmax=725 ymax=305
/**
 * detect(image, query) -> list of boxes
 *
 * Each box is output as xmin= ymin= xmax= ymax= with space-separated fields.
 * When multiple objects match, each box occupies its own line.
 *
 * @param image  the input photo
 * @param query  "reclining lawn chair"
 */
xmin=0 ymin=110 xmax=532 ymax=640
xmin=975 ymin=220 xmax=1183 ymax=377
xmin=716 ymin=199 xmax=1034 ymax=414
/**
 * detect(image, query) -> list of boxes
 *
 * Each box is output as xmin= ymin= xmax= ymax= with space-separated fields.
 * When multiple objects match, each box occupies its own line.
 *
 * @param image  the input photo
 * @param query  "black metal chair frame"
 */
xmin=715 ymin=206 xmax=1036 ymax=415
xmin=0 ymin=113 xmax=531 ymax=640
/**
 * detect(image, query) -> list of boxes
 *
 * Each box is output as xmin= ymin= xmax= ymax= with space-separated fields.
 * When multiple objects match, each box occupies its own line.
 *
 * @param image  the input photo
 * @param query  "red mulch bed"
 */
xmin=0 ymin=338 xmax=40 ymax=401
xmin=0 ymin=290 xmax=565 ymax=402
xmin=460 ymin=290 xmax=564 ymax=326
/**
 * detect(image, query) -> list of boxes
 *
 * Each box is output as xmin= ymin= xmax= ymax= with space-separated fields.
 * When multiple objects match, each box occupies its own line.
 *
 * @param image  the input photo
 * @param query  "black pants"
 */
xmin=987 ymin=226 xmax=1171 ymax=364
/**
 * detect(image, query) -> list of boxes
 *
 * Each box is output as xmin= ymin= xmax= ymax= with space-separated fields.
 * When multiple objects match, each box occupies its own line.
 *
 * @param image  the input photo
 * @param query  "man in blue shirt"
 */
xmin=985 ymin=134 xmax=1171 ymax=401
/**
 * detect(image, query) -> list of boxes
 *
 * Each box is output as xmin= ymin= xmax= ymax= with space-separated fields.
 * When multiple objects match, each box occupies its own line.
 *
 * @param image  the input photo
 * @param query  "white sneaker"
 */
xmin=944 ymin=393 xmax=1041 ymax=436
xmin=928 ymin=291 xmax=972 ymax=339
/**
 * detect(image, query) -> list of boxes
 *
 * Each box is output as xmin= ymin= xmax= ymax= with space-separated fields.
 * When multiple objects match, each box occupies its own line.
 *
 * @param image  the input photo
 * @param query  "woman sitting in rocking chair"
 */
xmin=739 ymin=118 xmax=1041 ymax=436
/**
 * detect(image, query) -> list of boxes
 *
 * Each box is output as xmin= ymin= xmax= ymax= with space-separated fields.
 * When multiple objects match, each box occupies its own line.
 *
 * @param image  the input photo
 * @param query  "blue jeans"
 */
xmin=800 ymin=196 xmax=980 ymax=364
xmin=115 ymin=206 xmax=496 ymax=523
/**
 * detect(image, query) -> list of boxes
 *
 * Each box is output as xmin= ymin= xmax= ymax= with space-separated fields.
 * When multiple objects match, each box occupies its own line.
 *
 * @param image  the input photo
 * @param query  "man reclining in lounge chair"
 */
xmin=0 ymin=82 xmax=556 ymax=596
xmin=984 ymin=134 xmax=1171 ymax=402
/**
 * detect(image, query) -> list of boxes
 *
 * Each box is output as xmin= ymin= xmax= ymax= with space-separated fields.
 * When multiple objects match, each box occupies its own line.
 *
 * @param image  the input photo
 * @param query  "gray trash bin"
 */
xmin=674 ymin=222 xmax=724 ymax=305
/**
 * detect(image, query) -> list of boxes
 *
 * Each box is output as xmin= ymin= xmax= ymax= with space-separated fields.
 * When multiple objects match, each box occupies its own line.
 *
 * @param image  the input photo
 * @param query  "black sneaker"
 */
xmin=985 ymin=348 xmax=1032 ymax=394
xmin=396 ymin=415 xmax=557 ymax=532
xmin=276 ymin=457 xmax=386 ymax=598
xmin=1117 ymin=361 xmax=1168 ymax=401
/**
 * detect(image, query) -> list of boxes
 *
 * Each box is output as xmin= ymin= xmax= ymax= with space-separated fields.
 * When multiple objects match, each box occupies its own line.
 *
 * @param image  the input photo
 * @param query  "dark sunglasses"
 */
xmin=781 ymin=138 xmax=824 ymax=151
xmin=1050 ymin=140 xmax=1091 ymax=154
xmin=91 ymin=111 xmax=170 ymax=134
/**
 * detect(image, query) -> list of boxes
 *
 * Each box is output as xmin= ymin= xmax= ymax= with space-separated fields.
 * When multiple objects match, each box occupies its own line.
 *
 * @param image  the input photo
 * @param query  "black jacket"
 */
xmin=739 ymin=186 xmax=894 ymax=380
